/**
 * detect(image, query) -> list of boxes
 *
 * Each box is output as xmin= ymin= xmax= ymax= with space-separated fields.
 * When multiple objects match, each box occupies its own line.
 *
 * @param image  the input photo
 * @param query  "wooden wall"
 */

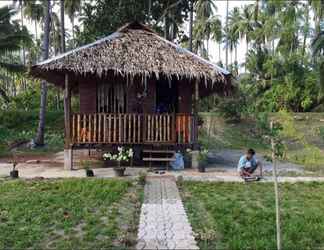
xmin=78 ymin=75 xmax=195 ymax=115
xmin=79 ymin=77 xmax=97 ymax=113
xmin=177 ymin=80 xmax=193 ymax=114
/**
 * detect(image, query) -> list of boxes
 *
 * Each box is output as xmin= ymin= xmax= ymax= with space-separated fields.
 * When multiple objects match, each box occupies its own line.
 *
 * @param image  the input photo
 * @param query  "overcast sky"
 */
xmin=0 ymin=0 xmax=255 ymax=66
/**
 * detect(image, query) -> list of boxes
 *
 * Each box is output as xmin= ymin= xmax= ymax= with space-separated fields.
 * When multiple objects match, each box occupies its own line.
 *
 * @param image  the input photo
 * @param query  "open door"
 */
xmin=155 ymin=79 xmax=178 ymax=113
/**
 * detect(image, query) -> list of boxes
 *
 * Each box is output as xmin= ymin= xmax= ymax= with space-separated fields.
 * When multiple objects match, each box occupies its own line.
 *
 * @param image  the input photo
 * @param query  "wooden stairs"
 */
xmin=142 ymin=149 xmax=176 ymax=170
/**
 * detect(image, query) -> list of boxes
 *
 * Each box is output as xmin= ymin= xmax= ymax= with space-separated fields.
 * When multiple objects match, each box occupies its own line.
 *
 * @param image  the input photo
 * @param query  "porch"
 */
xmin=71 ymin=113 xmax=196 ymax=145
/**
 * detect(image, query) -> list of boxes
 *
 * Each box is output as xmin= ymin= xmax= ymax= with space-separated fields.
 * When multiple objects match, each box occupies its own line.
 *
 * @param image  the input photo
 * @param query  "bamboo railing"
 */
xmin=71 ymin=113 xmax=195 ymax=145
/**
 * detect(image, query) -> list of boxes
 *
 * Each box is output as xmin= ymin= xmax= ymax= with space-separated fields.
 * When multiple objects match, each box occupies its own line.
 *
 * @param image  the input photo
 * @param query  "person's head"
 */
xmin=246 ymin=148 xmax=255 ymax=160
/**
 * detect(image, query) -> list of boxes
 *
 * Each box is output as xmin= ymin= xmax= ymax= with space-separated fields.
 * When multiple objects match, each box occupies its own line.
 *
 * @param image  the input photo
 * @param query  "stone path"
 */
xmin=137 ymin=177 xmax=198 ymax=250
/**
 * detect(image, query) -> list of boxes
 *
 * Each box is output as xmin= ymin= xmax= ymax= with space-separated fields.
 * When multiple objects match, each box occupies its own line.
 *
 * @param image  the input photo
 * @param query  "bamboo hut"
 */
xmin=30 ymin=22 xmax=232 ymax=169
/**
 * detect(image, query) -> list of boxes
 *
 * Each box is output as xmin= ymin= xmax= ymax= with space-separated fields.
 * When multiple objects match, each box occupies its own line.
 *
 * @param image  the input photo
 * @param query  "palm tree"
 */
xmin=210 ymin=16 xmax=222 ymax=63
xmin=193 ymin=0 xmax=216 ymax=58
xmin=60 ymin=0 xmax=66 ymax=53
xmin=0 ymin=6 xmax=31 ymax=102
xmin=225 ymin=0 xmax=229 ymax=69
xmin=309 ymin=0 xmax=323 ymax=35
xmin=23 ymin=2 xmax=43 ymax=40
xmin=12 ymin=0 xmax=26 ymax=65
xmin=64 ymin=0 xmax=81 ymax=48
xmin=228 ymin=7 xmax=241 ymax=63
xmin=238 ymin=4 xmax=254 ymax=59
xmin=188 ymin=0 xmax=194 ymax=51
xmin=195 ymin=0 xmax=216 ymax=20
xmin=301 ymin=2 xmax=310 ymax=57
xmin=35 ymin=0 xmax=51 ymax=146
xmin=312 ymin=29 xmax=324 ymax=94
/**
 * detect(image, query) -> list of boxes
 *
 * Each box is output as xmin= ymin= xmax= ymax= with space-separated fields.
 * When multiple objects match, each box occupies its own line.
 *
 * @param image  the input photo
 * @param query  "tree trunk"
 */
xmin=302 ymin=3 xmax=309 ymax=58
xmin=60 ymin=0 xmax=66 ymax=53
xmin=188 ymin=0 xmax=193 ymax=52
xmin=245 ymin=40 xmax=249 ymax=72
xmin=225 ymin=0 xmax=229 ymax=69
xmin=35 ymin=0 xmax=51 ymax=146
xmin=218 ymin=42 xmax=221 ymax=62
xmin=35 ymin=21 xmax=38 ymax=41
xmin=235 ymin=45 xmax=237 ymax=63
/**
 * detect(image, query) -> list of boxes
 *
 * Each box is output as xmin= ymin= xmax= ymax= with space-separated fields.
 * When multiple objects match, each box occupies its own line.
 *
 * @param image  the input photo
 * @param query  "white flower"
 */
xmin=118 ymin=147 xmax=123 ymax=152
xmin=128 ymin=149 xmax=134 ymax=158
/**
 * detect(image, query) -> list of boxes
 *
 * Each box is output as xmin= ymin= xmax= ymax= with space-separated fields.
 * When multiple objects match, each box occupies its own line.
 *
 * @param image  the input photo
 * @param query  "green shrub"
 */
xmin=217 ymin=97 xmax=245 ymax=122
xmin=318 ymin=126 xmax=324 ymax=141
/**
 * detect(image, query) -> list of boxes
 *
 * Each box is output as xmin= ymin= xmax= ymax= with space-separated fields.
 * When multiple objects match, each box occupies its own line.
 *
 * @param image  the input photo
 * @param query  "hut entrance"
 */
xmin=156 ymin=79 xmax=178 ymax=113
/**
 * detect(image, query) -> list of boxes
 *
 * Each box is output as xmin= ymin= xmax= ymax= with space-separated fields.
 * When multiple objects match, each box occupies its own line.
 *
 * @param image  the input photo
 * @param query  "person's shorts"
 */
xmin=243 ymin=165 xmax=258 ymax=174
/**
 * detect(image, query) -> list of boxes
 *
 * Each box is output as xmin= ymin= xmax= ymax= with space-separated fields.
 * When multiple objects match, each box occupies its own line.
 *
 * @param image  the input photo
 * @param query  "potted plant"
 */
xmin=103 ymin=147 xmax=133 ymax=177
xmin=81 ymin=160 xmax=94 ymax=177
xmin=10 ymin=160 xmax=19 ymax=178
xmin=197 ymin=148 xmax=209 ymax=173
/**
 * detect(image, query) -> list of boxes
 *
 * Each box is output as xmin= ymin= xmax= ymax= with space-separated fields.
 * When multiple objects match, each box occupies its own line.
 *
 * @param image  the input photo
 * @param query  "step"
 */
xmin=142 ymin=150 xmax=175 ymax=154
xmin=142 ymin=157 xmax=176 ymax=162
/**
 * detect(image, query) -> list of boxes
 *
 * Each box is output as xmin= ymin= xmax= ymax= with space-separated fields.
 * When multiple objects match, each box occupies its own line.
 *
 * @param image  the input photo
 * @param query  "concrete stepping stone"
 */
xmin=136 ymin=177 xmax=198 ymax=250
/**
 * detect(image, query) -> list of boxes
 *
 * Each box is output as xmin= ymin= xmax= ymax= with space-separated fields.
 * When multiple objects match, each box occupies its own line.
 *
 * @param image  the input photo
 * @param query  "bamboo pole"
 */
xmin=270 ymin=121 xmax=282 ymax=250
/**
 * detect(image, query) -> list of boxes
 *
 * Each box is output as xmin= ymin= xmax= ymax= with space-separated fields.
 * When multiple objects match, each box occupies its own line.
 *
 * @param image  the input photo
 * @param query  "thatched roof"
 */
xmin=30 ymin=22 xmax=232 ymax=92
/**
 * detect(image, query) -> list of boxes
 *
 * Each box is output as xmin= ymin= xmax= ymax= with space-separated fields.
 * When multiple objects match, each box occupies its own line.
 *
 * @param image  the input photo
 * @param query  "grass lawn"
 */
xmin=181 ymin=181 xmax=324 ymax=250
xmin=0 ymin=178 xmax=142 ymax=249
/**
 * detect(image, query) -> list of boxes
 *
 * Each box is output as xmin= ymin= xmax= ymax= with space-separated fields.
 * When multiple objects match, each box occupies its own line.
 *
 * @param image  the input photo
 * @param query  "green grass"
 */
xmin=199 ymin=113 xmax=324 ymax=172
xmin=0 ymin=179 xmax=141 ymax=249
xmin=181 ymin=181 xmax=324 ymax=250
xmin=0 ymin=110 xmax=64 ymax=157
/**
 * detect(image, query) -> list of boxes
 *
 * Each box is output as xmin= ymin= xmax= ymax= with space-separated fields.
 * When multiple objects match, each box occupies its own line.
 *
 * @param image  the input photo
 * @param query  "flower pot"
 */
xmin=86 ymin=169 xmax=94 ymax=177
xmin=114 ymin=167 xmax=126 ymax=177
xmin=198 ymin=165 xmax=206 ymax=173
xmin=10 ymin=170 xmax=19 ymax=178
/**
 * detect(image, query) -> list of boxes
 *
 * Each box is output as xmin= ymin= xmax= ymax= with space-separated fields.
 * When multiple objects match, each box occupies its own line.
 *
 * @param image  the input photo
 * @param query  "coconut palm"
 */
xmin=225 ymin=0 xmax=229 ymax=68
xmin=35 ymin=0 xmax=51 ymax=146
xmin=210 ymin=16 xmax=222 ymax=62
xmin=312 ymin=29 xmax=324 ymax=94
xmin=64 ymin=0 xmax=81 ymax=48
xmin=193 ymin=0 xmax=216 ymax=58
xmin=195 ymin=0 xmax=216 ymax=20
xmin=228 ymin=7 xmax=241 ymax=63
xmin=309 ymin=0 xmax=323 ymax=35
xmin=188 ymin=0 xmax=194 ymax=51
xmin=238 ymin=4 xmax=254 ymax=57
xmin=23 ymin=1 xmax=43 ymax=40
xmin=0 ymin=6 xmax=31 ymax=102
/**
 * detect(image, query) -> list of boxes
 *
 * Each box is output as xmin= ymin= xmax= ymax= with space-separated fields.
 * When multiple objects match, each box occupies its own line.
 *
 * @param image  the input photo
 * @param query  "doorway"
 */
xmin=155 ymin=79 xmax=178 ymax=113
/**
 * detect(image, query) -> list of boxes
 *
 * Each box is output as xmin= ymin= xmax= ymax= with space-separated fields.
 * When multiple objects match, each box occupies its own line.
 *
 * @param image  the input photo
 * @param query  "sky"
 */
xmin=0 ymin=0 xmax=255 ymax=66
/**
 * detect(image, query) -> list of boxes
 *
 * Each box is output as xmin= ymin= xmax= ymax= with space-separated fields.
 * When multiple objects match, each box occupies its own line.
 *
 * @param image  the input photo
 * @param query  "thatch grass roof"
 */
xmin=30 ymin=22 xmax=232 ymax=92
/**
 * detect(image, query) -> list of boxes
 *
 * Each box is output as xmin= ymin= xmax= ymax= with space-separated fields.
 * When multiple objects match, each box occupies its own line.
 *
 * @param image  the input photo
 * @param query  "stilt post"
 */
xmin=63 ymin=73 xmax=73 ymax=170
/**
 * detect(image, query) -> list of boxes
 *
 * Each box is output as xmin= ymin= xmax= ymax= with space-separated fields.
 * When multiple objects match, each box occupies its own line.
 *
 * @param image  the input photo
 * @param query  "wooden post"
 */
xmin=63 ymin=73 xmax=73 ymax=170
xmin=193 ymin=79 xmax=199 ymax=148
xmin=271 ymin=121 xmax=282 ymax=250
xmin=192 ymin=79 xmax=200 ymax=168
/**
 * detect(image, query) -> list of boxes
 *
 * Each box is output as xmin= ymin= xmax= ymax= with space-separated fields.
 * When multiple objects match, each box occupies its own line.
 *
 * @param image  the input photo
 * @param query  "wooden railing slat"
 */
xmin=70 ymin=113 xmax=193 ymax=145
xmin=103 ymin=114 xmax=107 ymax=142
xmin=113 ymin=115 xmax=117 ymax=143
xmin=119 ymin=114 xmax=122 ymax=143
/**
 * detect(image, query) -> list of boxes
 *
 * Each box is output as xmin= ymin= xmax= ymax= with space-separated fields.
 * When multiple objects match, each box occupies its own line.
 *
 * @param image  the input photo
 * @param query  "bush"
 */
xmin=217 ymin=96 xmax=245 ymax=122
